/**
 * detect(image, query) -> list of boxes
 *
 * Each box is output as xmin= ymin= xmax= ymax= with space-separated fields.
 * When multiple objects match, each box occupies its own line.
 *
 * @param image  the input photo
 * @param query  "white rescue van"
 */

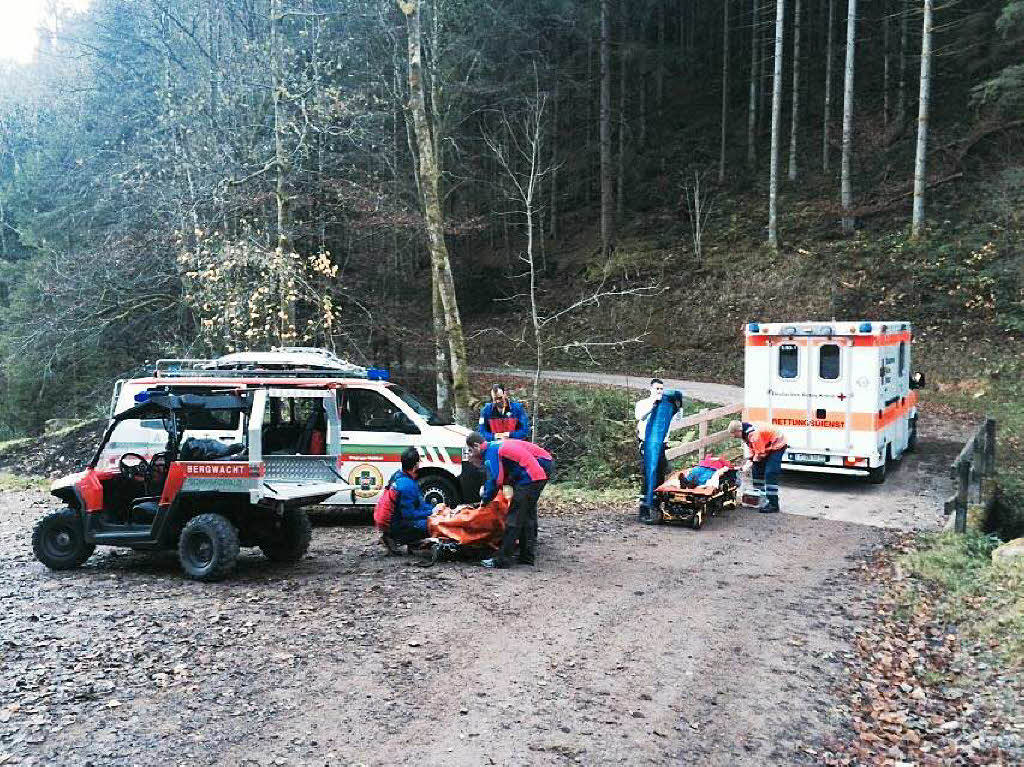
xmin=103 ymin=348 xmax=471 ymax=507
xmin=742 ymin=321 xmax=925 ymax=483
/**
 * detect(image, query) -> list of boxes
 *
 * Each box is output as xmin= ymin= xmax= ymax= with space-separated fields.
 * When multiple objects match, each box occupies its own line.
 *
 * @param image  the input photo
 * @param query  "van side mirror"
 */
xmin=910 ymin=371 xmax=926 ymax=390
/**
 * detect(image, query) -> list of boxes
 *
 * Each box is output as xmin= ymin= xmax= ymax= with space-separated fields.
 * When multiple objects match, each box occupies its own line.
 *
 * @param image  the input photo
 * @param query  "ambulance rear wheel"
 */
xmin=868 ymin=448 xmax=890 ymax=484
xmin=906 ymin=418 xmax=918 ymax=453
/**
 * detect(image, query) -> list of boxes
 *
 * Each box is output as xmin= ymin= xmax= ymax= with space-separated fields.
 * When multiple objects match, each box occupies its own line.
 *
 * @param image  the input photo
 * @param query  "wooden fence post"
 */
xmin=954 ymin=459 xmax=970 ymax=534
xmin=698 ymin=409 xmax=708 ymax=459
xmin=984 ymin=418 xmax=996 ymax=476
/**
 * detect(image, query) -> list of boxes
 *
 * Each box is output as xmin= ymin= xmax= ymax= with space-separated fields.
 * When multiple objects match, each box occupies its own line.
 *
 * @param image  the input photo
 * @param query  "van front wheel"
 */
xmin=418 ymin=474 xmax=458 ymax=508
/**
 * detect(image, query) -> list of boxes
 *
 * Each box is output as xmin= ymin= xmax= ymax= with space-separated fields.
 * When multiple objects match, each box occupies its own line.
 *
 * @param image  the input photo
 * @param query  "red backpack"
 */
xmin=373 ymin=482 xmax=398 ymax=531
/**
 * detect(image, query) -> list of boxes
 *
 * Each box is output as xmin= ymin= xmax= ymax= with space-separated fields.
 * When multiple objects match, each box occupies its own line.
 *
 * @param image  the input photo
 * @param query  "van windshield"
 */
xmin=389 ymin=385 xmax=451 ymax=426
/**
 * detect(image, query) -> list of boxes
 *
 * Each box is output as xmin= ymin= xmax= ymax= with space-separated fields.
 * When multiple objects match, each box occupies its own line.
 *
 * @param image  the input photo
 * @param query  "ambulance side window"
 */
xmin=819 ymin=344 xmax=841 ymax=380
xmin=898 ymin=342 xmax=906 ymax=376
xmin=778 ymin=344 xmax=799 ymax=379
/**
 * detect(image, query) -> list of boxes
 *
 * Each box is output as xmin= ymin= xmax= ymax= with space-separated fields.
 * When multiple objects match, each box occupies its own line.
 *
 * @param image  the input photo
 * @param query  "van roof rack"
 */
xmin=153 ymin=348 xmax=389 ymax=381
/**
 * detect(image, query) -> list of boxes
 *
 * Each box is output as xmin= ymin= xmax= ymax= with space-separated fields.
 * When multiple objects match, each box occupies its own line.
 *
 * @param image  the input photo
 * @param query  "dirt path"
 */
xmin=0 ymin=490 xmax=882 ymax=767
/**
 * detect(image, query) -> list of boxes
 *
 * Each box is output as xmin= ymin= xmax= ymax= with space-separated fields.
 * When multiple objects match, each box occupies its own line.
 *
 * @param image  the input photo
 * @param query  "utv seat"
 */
xmin=130 ymin=499 xmax=161 ymax=525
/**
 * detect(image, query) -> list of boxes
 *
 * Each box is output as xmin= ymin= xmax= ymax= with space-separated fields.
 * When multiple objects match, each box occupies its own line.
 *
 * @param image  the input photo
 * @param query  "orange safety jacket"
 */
xmin=743 ymin=422 xmax=788 ymax=461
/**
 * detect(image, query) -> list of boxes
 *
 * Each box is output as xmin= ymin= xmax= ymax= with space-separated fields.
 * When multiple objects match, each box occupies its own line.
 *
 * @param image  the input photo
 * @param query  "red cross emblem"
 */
xmin=837 ymin=393 xmax=847 ymax=401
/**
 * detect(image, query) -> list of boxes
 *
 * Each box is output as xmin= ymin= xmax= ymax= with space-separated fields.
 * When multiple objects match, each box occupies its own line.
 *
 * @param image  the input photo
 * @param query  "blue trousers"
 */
xmin=752 ymin=449 xmax=784 ymax=508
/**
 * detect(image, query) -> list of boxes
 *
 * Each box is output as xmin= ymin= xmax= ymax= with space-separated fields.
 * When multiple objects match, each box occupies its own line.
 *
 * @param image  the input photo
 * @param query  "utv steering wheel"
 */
xmin=119 ymin=453 xmax=151 ymax=483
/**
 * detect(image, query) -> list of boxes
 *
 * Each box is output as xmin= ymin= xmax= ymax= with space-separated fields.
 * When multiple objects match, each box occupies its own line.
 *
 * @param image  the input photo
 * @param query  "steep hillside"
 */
xmin=459 ymin=172 xmax=1023 ymax=388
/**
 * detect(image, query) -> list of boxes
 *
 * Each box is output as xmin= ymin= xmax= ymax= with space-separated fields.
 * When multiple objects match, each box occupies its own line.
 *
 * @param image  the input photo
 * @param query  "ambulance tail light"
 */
xmin=844 ymin=456 xmax=868 ymax=467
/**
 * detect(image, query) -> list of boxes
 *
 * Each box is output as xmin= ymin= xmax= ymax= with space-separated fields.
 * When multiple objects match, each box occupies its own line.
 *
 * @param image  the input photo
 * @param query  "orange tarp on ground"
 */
xmin=427 ymin=493 xmax=510 ymax=550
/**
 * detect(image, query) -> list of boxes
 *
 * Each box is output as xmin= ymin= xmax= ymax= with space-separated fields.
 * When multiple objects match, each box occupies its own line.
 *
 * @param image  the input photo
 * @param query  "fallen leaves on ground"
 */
xmin=815 ymin=533 xmax=1023 ymax=766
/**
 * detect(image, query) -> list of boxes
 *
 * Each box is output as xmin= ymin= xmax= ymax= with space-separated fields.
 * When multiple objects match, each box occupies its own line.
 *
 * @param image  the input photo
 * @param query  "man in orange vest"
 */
xmin=728 ymin=420 xmax=787 ymax=513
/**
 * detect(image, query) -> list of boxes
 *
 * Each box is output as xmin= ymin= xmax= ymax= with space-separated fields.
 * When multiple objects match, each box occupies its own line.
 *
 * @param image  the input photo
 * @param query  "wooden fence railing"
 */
xmin=946 ymin=418 xmax=997 ymax=534
xmin=665 ymin=403 xmax=744 ymax=461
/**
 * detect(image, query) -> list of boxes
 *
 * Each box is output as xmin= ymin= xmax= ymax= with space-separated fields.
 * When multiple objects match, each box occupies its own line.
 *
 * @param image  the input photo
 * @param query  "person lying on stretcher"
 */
xmin=669 ymin=455 xmax=736 ymax=491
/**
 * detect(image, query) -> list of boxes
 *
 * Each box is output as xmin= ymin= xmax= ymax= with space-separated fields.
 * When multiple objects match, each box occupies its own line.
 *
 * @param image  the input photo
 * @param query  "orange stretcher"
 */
xmin=650 ymin=462 xmax=739 ymax=530
xmin=427 ymin=493 xmax=510 ymax=549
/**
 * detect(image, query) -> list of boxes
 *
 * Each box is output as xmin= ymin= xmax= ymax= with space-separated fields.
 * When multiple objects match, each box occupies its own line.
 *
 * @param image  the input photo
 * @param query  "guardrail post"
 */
xmin=954 ymin=459 xmax=970 ymax=534
xmin=698 ymin=410 xmax=708 ymax=459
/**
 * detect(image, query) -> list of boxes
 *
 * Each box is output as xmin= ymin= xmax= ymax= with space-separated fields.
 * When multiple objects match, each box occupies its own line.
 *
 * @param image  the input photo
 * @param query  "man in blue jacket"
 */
xmin=478 ymin=384 xmax=531 ymax=442
xmin=387 ymin=447 xmax=440 ymax=545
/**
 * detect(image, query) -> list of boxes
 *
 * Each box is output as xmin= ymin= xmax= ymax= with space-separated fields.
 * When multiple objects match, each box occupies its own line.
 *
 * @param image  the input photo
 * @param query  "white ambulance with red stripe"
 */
xmin=742 ymin=321 xmax=925 ymax=483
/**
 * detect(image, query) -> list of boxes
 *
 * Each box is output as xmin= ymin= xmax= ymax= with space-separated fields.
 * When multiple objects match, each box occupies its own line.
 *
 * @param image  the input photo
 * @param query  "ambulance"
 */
xmin=104 ymin=348 xmax=471 ymax=507
xmin=742 ymin=321 xmax=926 ymax=483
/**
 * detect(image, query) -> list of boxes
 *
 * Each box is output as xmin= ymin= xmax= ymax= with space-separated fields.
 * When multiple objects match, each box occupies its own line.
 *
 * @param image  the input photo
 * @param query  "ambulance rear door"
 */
xmin=803 ymin=337 xmax=854 ymax=460
xmin=766 ymin=338 xmax=808 ymax=451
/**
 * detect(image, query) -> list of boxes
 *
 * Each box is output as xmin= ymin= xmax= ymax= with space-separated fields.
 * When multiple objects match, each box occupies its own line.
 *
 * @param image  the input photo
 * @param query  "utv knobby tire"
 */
xmin=178 ymin=513 xmax=239 ymax=582
xmin=32 ymin=509 xmax=95 ymax=570
xmin=259 ymin=508 xmax=313 ymax=563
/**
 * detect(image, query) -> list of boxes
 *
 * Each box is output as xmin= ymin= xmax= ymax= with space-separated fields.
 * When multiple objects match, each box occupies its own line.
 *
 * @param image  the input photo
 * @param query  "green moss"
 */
xmin=0 ymin=473 xmax=49 ymax=492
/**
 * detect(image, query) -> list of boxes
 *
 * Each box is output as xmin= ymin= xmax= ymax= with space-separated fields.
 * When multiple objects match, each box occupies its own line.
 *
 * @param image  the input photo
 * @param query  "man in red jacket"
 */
xmin=466 ymin=432 xmax=553 ymax=569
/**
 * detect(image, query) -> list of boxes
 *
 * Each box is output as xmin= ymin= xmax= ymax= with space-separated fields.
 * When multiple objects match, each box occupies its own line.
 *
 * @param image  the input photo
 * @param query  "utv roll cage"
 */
xmin=90 ymin=390 xmax=248 ymax=470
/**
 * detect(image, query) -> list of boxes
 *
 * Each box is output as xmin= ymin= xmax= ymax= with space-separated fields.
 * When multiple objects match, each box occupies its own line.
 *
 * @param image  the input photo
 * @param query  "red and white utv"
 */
xmin=33 ymin=386 xmax=356 ymax=581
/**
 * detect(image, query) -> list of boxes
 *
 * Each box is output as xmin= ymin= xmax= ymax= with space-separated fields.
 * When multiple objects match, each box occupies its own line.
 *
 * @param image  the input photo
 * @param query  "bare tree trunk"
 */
xmin=427 ymin=0 xmax=451 ymax=414
xmin=768 ymin=0 xmax=785 ymax=249
xmin=747 ymin=0 xmax=760 ymax=167
xmin=788 ymin=0 xmax=801 ymax=181
xmin=483 ymin=76 xmax=549 ymax=440
xmin=911 ymin=0 xmax=933 ymax=238
xmin=679 ymin=0 xmax=686 ymax=58
xmin=270 ymin=0 xmax=295 ymax=343
xmin=618 ymin=34 xmax=628 ymax=221
xmin=399 ymin=0 xmax=472 ymax=423
xmin=639 ymin=69 xmax=647 ymax=148
xmin=719 ymin=0 xmax=730 ymax=183
xmin=432 ymin=278 xmax=451 ymax=414
xmin=883 ymin=0 xmax=890 ymax=128
xmin=550 ymin=85 xmax=559 ymax=239
xmin=759 ymin=16 xmax=770 ymax=135
xmin=823 ymin=0 xmax=834 ymax=171
xmin=840 ymin=0 xmax=857 ymax=234
xmin=600 ymin=0 xmax=614 ymax=258
xmin=656 ymin=0 xmax=665 ymax=117
xmin=897 ymin=0 xmax=908 ymax=121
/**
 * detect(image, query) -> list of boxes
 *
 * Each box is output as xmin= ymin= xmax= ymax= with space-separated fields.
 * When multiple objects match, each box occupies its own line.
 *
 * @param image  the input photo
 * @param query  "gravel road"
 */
xmin=1 ymin=489 xmax=884 ymax=767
